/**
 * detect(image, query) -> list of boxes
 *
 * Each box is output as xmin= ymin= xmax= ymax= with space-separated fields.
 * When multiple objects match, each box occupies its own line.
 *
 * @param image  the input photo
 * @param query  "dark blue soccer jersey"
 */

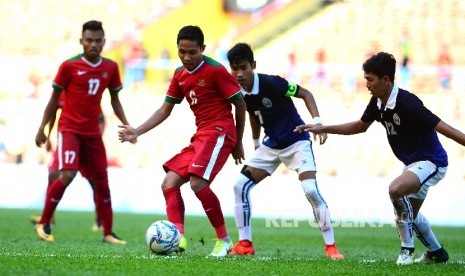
xmin=243 ymin=73 xmax=309 ymax=149
xmin=361 ymin=88 xmax=448 ymax=167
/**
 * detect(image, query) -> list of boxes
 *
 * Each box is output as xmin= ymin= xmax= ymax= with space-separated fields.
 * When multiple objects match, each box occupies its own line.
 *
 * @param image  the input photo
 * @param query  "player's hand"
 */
xmin=313 ymin=132 xmax=327 ymax=145
xmin=118 ymin=125 xmax=138 ymax=143
xmin=45 ymin=139 xmax=52 ymax=152
xmin=295 ymin=124 xmax=327 ymax=145
xmin=35 ymin=130 xmax=47 ymax=148
xmin=232 ymin=142 xmax=245 ymax=165
xmin=294 ymin=123 xmax=323 ymax=134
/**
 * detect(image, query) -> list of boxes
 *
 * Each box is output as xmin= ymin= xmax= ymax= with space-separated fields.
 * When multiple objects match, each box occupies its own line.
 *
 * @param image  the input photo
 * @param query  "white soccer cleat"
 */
xmin=396 ymin=248 xmax=414 ymax=265
xmin=415 ymin=247 xmax=449 ymax=264
xmin=208 ymin=238 xmax=233 ymax=258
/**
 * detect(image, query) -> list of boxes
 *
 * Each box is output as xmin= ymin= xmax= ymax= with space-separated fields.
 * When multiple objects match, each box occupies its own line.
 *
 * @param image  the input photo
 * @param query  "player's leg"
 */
xmin=81 ymin=166 xmax=102 ymax=232
xmin=231 ymin=146 xmax=276 ymax=255
xmin=86 ymin=179 xmax=102 ymax=232
xmin=188 ymin=132 xmax=235 ymax=257
xmin=83 ymin=135 xmax=124 ymax=244
xmin=162 ymin=147 xmax=192 ymax=252
xmin=283 ymin=140 xmax=344 ymax=259
xmin=31 ymin=150 xmax=60 ymax=225
xmin=230 ymin=165 xmax=268 ymax=255
xmin=36 ymin=132 xmax=79 ymax=242
xmin=161 ymin=172 xmax=188 ymax=235
xmin=389 ymin=161 xmax=441 ymax=265
xmin=299 ymin=172 xmax=343 ymax=260
xmin=409 ymin=166 xmax=449 ymax=263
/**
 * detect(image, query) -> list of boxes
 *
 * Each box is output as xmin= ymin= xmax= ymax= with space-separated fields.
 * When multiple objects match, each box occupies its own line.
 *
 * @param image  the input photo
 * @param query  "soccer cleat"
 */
xmin=396 ymin=248 xmax=415 ymax=265
xmin=103 ymin=232 xmax=127 ymax=245
xmin=208 ymin=238 xmax=233 ymax=258
xmin=30 ymin=215 xmax=41 ymax=225
xmin=415 ymin=247 xmax=449 ymax=264
xmin=177 ymin=236 xmax=187 ymax=253
xmin=325 ymin=243 xmax=344 ymax=260
xmin=30 ymin=215 xmax=55 ymax=225
xmin=35 ymin=223 xmax=54 ymax=242
xmin=91 ymin=221 xmax=102 ymax=232
xmin=230 ymin=240 xmax=255 ymax=255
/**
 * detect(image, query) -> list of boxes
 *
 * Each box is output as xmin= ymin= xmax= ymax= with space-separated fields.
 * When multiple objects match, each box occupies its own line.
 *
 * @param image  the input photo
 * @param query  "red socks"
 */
xmin=39 ymin=179 xmax=66 ymax=224
xmin=163 ymin=186 xmax=185 ymax=234
xmin=195 ymin=186 xmax=227 ymax=239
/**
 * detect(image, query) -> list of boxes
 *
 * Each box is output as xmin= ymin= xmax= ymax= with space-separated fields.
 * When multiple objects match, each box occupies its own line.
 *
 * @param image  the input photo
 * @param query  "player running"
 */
xmin=295 ymin=52 xmax=465 ymax=264
xmin=118 ymin=25 xmax=246 ymax=257
xmin=226 ymin=43 xmax=344 ymax=259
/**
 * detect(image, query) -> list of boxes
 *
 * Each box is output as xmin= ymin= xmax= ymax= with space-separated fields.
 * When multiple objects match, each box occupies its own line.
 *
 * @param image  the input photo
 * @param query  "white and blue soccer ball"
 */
xmin=145 ymin=220 xmax=180 ymax=255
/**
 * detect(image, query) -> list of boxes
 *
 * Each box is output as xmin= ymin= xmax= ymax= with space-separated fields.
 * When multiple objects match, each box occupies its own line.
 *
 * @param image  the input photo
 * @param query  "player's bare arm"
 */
xmin=110 ymin=93 xmax=137 ymax=144
xmin=295 ymin=120 xmax=372 ymax=135
xmin=45 ymin=112 xmax=57 ymax=152
xmin=295 ymin=87 xmax=327 ymax=144
xmin=231 ymin=95 xmax=246 ymax=164
xmin=249 ymin=113 xmax=261 ymax=150
xmin=118 ymin=101 xmax=174 ymax=143
xmin=110 ymin=93 xmax=130 ymax=125
xmin=435 ymin=120 xmax=465 ymax=146
xmin=35 ymin=90 xmax=60 ymax=147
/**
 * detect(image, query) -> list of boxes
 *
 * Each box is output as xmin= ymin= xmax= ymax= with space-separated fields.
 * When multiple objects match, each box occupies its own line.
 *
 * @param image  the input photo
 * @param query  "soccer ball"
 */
xmin=145 ymin=220 xmax=180 ymax=255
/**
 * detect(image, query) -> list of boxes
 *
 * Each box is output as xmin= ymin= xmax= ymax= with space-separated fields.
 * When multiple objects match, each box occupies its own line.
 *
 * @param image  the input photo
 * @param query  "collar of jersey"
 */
xmin=241 ymin=72 xmax=259 ymax=95
xmin=186 ymin=60 xmax=205 ymax=74
xmin=377 ymin=84 xmax=399 ymax=110
xmin=81 ymin=55 xmax=102 ymax=67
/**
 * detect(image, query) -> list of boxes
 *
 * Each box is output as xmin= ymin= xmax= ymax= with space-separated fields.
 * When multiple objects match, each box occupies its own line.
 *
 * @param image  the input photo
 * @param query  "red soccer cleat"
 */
xmin=230 ymin=240 xmax=255 ymax=256
xmin=325 ymin=243 xmax=344 ymax=260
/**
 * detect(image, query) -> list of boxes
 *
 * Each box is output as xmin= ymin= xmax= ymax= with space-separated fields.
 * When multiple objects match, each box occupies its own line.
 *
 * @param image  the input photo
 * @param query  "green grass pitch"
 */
xmin=1 ymin=208 xmax=464 ymax=275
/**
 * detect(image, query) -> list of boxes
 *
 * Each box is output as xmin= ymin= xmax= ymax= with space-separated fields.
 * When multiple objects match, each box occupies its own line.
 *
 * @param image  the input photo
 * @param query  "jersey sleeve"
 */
xmin=52 ymin=61 xmax=71 ymax=91
xmin=165 ymin=70 xmax=184 ymax=104
xmin=361 ymin=97 xmax=379 ymax=123
xmin=213 ymin=65 xmax=241 ymax=99
xmin=403 ymin=93 xmax=441 ymax=130
xmin=108 ymin=62 xmax=123 ymax=94
xmin=285 ymin=82 xmax=299 ymax=97
xmin=275 ymin=76 xmax=299 ymax=98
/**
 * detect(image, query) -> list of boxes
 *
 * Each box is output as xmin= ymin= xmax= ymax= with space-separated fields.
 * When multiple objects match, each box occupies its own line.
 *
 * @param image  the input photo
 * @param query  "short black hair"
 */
xmin=82 ymin=20 xmax=105 ymax=36
xmin=227 ymin=42 xmax=254 ymax=65
xmin=177 ymin=25 xmax=204 ymax=46
xmin=362 ymin=52 xmax=396 ymax=82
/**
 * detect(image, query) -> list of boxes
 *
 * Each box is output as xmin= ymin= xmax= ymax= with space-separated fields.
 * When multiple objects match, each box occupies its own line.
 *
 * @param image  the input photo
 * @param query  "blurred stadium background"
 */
xmin=1 ymin=0 xmax=464 ymax=225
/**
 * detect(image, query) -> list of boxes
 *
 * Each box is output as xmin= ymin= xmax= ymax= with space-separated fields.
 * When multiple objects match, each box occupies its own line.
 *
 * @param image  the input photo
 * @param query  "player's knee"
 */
xmin=388 ymin=185 xmax=402 ymax=198
xmin=233 ymin=166 xmax=256 ymax=196
xmin=59 ymin=170 xmax=78 ymax=185
xmin=189 ymin=177 xmax=208 ymax=193
xmin=301 ymin=178 xmax=317 ymax=198
xmin=301 ymin=179 xmax=325 ymax=207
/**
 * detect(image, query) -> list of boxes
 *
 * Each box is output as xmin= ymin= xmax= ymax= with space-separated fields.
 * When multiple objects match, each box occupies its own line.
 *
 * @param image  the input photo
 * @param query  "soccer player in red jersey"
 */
xmin=34 ymin=20 xmax=135 ymax=244
xmin=118 ymin=25 xmax=246 ymax=257
xmin=31 ymin=93 xmax=104 ymax=232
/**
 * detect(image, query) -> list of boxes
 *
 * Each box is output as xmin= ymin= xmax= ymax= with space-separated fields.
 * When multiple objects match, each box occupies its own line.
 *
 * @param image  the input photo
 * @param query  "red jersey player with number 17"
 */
xmin=34 ymin=20 xmax=135 ymax=244
xmin=118 ymin=25 xmax=246 ymax=257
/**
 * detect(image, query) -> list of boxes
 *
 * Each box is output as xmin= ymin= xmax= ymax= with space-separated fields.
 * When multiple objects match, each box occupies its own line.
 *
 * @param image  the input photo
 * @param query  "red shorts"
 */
xmin=56 ymin=131 xmax=107 ymax=178
xmin=163 ymin=130 xmax=236 ymax=183
xmin=48 ymin=149 xmax=91 ymax=179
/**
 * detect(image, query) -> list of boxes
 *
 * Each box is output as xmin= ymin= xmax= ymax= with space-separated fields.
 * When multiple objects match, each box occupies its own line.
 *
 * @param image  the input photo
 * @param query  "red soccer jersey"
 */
xmin=166 ymin=56 xmax=241 ymax=135
xmin=53 ymin=54 xmax=122 ymax=135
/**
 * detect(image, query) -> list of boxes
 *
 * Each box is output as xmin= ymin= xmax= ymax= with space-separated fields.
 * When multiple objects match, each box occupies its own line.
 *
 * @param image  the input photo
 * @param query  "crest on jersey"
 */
xmin=393 ymin=113 xmax=400 ymax=125
xmin=198 ymin=78 xmax=206 ymax=86
xmin=262 ymin=97 xmax=272 ymax=108
xmin=102 ymin=72 xmax=109 ymax=79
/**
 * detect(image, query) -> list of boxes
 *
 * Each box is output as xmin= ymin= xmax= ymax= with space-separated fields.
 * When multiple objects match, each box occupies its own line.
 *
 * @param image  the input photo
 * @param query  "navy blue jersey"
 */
xmin=361 ymin=88 xmax=448 ymax=167
xmin=243 ymin=73 xmax=309 ymax=149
